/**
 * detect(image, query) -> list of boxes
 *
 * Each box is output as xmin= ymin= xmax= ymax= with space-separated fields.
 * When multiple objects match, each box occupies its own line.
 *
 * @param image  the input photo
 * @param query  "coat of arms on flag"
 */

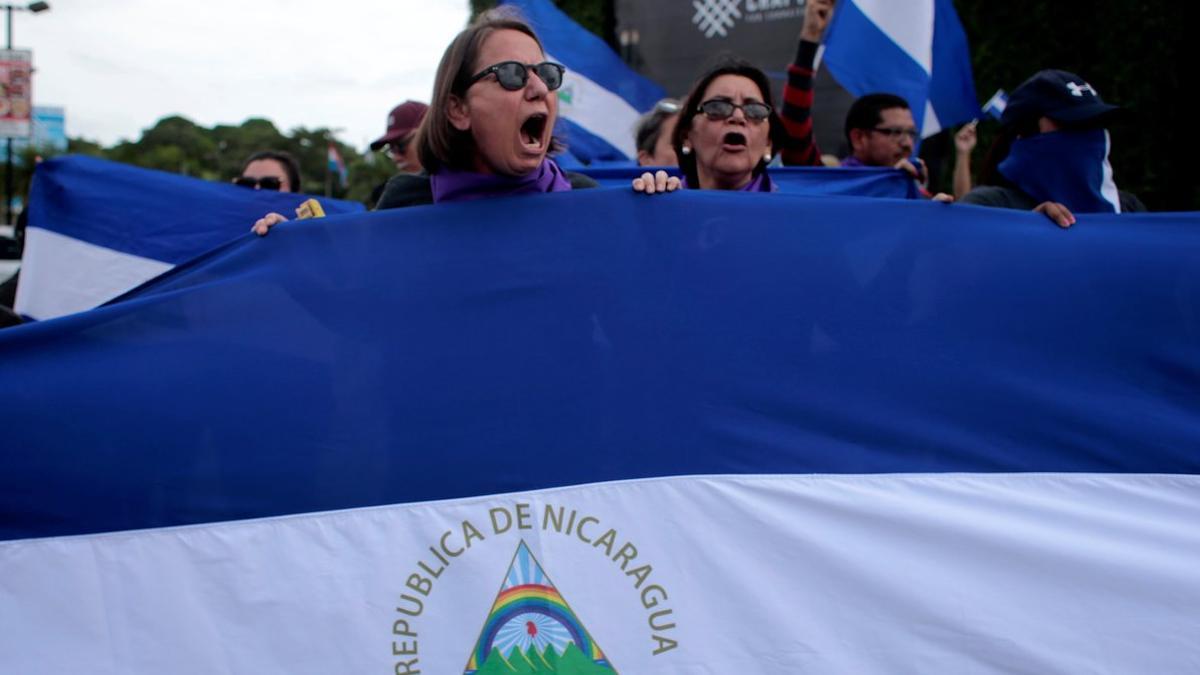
xmin=465 ymin=541 xmax=616 ymax=673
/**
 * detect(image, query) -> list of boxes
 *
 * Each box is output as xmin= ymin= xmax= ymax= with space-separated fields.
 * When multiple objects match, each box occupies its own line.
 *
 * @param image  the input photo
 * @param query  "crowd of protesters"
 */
xmin=1 ymin=0 xmax=1150 ymax=324
xmin=245 ymin=0 xmax=1139 ymax=231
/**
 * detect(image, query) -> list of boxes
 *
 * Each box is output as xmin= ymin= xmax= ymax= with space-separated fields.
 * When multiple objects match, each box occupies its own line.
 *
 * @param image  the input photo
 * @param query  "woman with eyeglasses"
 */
xmin=254 ymin=10 xmax=594 ymax=234
xmin=235 ymin=151 xmax=302 ymax=194
xmin=632 ymin=58 xmax=785 ymax=195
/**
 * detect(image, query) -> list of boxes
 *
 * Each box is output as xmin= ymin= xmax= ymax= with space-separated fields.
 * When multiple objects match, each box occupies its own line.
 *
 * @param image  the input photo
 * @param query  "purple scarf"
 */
xmin=682 ymin=171 xmax=776 ymax=192
xmin=430 ymin=159 xmax=572 ymax=204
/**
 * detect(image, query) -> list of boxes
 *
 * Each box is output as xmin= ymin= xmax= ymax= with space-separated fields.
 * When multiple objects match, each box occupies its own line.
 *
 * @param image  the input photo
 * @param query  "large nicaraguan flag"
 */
xmin=823 ymin=0 xmax=978 ymax=137
xmin=15 ymin=155 xmax=364 ymax=321
xmin=504 ymin=0 xmax=665 ymax=163
xmin=2 ymin=190 xmax=1199 ymax=673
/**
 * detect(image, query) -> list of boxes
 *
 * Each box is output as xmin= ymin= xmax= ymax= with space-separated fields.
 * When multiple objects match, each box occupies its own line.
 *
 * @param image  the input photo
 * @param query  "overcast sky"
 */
xmin=19 ymin=0 xmax=471 ymax=150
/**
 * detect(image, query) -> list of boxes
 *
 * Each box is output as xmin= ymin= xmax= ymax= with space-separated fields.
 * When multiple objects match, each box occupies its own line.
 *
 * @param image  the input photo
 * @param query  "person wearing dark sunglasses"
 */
xmin=235 ymin=151 xmax=302 ymax=194
xmin=254 ymin=10 xmax=595 ymax=234
xmin=633 ymin=57 xmax=785 ymax=195
xmin=369 ymin=101 xmax=428 ymax=175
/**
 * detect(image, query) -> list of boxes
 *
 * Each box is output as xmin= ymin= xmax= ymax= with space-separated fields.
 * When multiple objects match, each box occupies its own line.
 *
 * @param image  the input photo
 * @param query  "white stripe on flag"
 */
xmin=922 ymin=99 xmax=942 ymax=137
xmin=1100 ymin=130 xmax=1121 ymax=213
xmin=550 ymin=53 xmax=641 ymax=158
xmin=15 ymin=227 xmax=173 ymax=320
xmin=853 ymin=0 xmax=934 ymax=73
xmin=3 ymin=473 xmax=1197 ymax=673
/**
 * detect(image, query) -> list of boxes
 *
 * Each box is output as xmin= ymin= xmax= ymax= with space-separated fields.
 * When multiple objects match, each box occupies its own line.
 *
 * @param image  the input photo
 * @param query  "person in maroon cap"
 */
xmin=369 ymin=100 xmax=428 ymax=174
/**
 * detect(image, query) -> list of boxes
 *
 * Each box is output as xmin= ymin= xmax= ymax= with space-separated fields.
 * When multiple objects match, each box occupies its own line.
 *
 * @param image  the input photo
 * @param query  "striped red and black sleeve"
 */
xmin=779 ymin=40 xmax=824 ymax=167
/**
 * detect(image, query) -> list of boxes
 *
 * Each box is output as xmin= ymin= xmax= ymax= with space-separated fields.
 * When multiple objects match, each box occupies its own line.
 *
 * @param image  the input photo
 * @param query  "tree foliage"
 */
xmin=24 ymin=115 xmax=393 ymax=206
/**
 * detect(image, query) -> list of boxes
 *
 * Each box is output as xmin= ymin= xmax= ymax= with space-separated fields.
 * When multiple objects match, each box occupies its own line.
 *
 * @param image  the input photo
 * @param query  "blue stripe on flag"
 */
xmin=928 ymin=0 xmax=980 ymax=128
xmin=28 ymin=156 xmax=364 ymax=265
xmin=3 ymin=190 xmax=1198 ymax=540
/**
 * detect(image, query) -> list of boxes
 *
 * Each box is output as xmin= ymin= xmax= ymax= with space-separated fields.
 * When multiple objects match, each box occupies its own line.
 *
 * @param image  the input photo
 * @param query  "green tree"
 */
xmin=213 ymin=118 xmax=290 ymax=181
xmin=108 ymin=115 xmax=218 ymax=179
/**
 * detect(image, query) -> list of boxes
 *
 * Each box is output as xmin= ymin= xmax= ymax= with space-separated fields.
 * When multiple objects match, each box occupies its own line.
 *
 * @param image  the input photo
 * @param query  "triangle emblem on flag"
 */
xmin=464 ymin=540 xmax=617 ymax=674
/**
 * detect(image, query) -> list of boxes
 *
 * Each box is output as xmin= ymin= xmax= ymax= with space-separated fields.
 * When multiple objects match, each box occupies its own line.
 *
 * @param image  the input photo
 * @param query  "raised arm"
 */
xmin=779 ymin=0 xmax=834 ymax=167
xmin=952 ymin=121 xmax=978 ymax=200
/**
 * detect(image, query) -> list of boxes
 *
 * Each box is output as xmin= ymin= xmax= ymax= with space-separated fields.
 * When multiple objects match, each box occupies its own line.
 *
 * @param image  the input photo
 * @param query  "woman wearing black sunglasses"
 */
xmin=253 ymin=10 xmax=594 ymax=234
xmin=633 ymin=57 xmax=786 ymax=195
xmin=236 ymin=151 xmax=302 ymax=194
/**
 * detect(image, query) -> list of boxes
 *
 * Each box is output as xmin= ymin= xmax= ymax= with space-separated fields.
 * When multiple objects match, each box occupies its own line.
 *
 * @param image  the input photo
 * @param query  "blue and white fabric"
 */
xmin=15 ymin=155 xmax=364 ymax=320
xmin=2 ymin=191 xmax=1198 ymax=673
xmin=823 ymin=0 xmax=978 ymax=137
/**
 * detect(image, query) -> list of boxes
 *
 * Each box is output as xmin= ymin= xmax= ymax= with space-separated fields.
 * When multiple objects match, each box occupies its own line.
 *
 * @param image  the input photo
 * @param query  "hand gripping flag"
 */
xmin=502 ymin=0 xmax=665 ymax=163
xmin=822 ymin=0 xmax=978 ymax=137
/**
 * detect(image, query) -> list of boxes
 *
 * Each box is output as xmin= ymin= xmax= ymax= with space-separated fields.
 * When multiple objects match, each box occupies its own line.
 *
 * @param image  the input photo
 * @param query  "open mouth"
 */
xmin=520 ymin=113 xmax=549 ymax=149
xmin=722 ymin=131 xmax=747 ymax=148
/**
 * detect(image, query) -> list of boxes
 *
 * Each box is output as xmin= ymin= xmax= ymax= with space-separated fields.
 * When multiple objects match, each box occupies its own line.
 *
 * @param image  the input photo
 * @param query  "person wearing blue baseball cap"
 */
xmin=961 ymin=69 xmax=1145 ymax=227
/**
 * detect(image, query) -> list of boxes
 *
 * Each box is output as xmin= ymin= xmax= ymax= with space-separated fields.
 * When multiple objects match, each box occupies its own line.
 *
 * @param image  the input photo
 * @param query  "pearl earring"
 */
xmin=764 ymin=152 xmax=773 ymax=162
xmin=681 ymin=145 xmax=692 ymax=155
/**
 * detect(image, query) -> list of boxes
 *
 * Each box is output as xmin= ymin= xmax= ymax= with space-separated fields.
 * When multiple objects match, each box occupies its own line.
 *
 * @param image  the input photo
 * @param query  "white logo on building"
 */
xmin=691 ymin=0 xmax=802 ymax=39
xmin=692 ymin=0 xmax=743 ymax=38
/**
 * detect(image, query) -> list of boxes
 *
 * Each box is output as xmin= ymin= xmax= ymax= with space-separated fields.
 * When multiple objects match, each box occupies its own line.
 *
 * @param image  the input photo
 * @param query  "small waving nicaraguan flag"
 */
xmin=822 ymin=0 xmax=978 ymax=138
xmin=502 ymin=0 xmax=665 ymax=164
xmin=327 ymin=142 xmax=348 ymax=187
xmin=981 ymin=88 xmax=1009 ymax=120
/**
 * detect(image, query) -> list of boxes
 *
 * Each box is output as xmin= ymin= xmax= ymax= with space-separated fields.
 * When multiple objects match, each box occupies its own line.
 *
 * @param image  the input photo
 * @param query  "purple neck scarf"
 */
xmin=430 ymin=158 xmax=572 ymax=204
xmin=839 ymin=155 xmax=866 ymax=167
xmin=682 ymin=171 xmax=776 ymax=192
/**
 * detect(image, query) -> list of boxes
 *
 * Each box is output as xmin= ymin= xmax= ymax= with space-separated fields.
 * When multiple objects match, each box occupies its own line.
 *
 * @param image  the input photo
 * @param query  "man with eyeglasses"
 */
xmin=841 ymin=93 xmax=924 ymax=179
xmin=779 ymin=0 xmax=938 ymax=194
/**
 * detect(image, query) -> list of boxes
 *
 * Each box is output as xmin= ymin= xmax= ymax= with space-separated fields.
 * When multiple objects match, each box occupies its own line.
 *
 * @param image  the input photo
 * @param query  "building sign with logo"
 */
xmin=0 ymin=49 xmax=33 ymax=139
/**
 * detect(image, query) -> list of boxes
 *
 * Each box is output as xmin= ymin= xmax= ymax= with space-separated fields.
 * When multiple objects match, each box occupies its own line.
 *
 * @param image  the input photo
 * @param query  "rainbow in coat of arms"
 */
xmin=464 ymin=540 xmax=617 ymax=674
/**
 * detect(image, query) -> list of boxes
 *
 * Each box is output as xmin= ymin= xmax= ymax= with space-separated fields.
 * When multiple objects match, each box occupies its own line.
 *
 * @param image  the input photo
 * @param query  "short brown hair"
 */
xmin=416 ymin=8 xmax=544 ymax=173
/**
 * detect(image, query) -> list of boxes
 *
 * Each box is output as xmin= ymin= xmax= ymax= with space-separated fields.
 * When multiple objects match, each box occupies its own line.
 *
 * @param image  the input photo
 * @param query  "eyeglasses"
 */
xmin=697 ymin=99 xmax=772 ymax=122
xmin=234 ymin=176 xmax=283 ymax=191
xmin=385 ymin=137 xmax=410 ymax=158
xmin=466 ymin=61 xmax=566 ymax=92
xmin=870 ymin=126 xmax=920 ymax=141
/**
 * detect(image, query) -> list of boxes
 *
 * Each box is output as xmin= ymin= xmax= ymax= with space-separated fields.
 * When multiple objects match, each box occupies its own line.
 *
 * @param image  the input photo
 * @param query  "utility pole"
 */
xmin=2 ymin=2 xmax=50 ymax=226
